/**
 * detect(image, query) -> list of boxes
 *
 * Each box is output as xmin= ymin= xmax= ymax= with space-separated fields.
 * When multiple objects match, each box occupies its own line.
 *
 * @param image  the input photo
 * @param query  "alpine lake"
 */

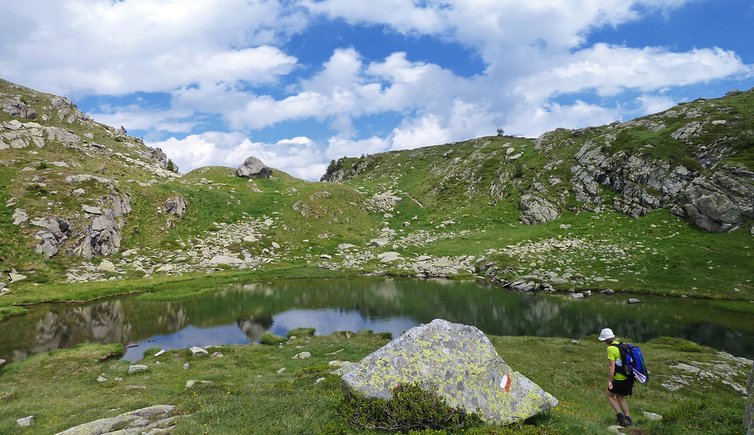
xmin=1 ymin=277 xmax=753 ymax=362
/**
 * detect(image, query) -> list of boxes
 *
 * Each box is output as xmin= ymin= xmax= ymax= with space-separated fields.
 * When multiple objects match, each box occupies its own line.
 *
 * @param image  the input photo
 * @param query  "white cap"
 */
xmin=598 ymin=328 xmax=615 ymax=341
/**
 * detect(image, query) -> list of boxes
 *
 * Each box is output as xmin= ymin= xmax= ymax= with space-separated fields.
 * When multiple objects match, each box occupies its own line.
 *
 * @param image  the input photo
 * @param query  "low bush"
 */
xmin=259 ymin=332 xmax=287 ymax=345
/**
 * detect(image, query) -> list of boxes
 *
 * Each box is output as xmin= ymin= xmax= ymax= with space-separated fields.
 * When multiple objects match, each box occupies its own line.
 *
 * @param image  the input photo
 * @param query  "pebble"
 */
xmin=185 ymin=380 xmax=214 ymax=389
xmin=190 ymin=346 xmax=208 ymax=356
xmin=277 ymin=367 xmax=286 ymax=374
xmin=292 ymin=352 xmax=312 ymax=359
xmin=96 ymin=376 xmax=108 ymax=383
xmin=315 ymin=377 xmax=326 ymax=384
xmin=128 ymin=365 xmax=148 ymax=375
xmin=183 ymin=363 xmax=190 ymax=370
xmin=16 ymin=416 xmax=34 ymax=427
xmin=628 ymin=298 xmax=641 ymax=304
xmin=212 ymin=352 xmax=224 ymax=358
xmin=154 ymin=349 xmax=165 ymax=357
xmin=643 ymin=411 xmax=663 ymax=421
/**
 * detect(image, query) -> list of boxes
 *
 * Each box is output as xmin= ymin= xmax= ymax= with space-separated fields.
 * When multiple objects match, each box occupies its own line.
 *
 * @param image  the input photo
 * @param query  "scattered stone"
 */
xmin=154 ymin=349 xmax=165 ymax=357
xmin=292 ymin=351 xmax=312 ymax=359
xmin=16 ymin=416 xmax=34 ymax=427
xmin=601 ymin=289 xmax=615 ymax=295
xmin=271 ymin=242 xmax=281 ymax=249
xmin=96 ymin=260 xmax=117 ymax=273
xmin=0 ymin=358 xmax=6 ymax=367
xmin=183 ymin=363 xmax=190 ymax=370
xmin=628 ymin=298 xmax=641 ymax=304
xmin=236 ymin=156 xmax=272 ymax=178
xmin=208 ymin=255 xmax=245 ymax=266
xmin=97 ymin=376 xmax=108 ymax=383
xmin=12 ymin=208 xmax=28 ymax=225
xmin=72 ymin=188 xmax=86 ymax=196
xmin=377 ymin=251 xmax=402 ymax=263
xmin=242 ymin=235 xmax=258 ymax=243
xmin=82 ymin=205 xmax=103 ymax=215
xmin=519 ymin=194 xmax=560 ymax=225
xmin=9 ymin=269 xmax=27 ymax=282
xmin=369 ymin=238 xmax=389 ymax=247
xmin=319 ymin=254 xmax=332 ymax=260
xmin=607 ymin=425 xmax=623 ymax=434
xmin=338 ymin=243 xmax=355 ymax=250
xmin=571 ymin=293 xmax=584 ymax=299
xmin=277 ymin=367 xmax=286 ymax=374
xmin=56 ymin=405 xmax=177 ymax=435
xmin=643 ymin=411 xmax=663 ymax=421
xmin=128 ymin=365 xmax=148 ymax=375
xmin=186 ymin=380 xmax=214 ymax=389
xmin=315 ymin=377 xmax=326 ymax=384
xmin=212 ymin=352 xmax=224 ymax=358
xmin=190 ymin=346 xmax=209 ymax=357
xmin=340 ymin=319 xmax=558 ymax=425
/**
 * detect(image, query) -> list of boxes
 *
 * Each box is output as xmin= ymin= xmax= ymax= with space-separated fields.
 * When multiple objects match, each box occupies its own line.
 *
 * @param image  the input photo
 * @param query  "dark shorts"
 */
xmin=609 ymin=377 xmax=634 ymax=396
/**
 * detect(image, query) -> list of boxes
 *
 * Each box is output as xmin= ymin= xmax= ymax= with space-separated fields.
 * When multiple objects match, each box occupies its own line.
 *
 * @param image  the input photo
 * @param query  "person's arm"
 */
xmin=607 ymin=359 xmax=616 ymax=390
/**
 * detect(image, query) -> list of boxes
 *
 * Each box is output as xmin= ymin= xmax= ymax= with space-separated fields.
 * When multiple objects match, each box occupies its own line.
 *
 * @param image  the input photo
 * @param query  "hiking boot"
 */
xmin=624 ymin=416 xmax=634 ymax=426
xmin=616 ymin=413 xmax=627 ymax=426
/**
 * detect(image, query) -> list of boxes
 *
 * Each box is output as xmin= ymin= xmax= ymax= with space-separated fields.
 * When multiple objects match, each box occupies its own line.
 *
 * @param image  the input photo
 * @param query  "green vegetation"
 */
xmin=0 ymin=333 xmax=747 ymax=434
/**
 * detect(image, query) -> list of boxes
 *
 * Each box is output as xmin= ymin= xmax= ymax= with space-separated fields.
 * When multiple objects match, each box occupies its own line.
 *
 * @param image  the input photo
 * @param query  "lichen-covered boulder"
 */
xmin=236 ymin=156 xmax=272 ymax=178
xmin=340 ymin=319 xmax=558 ymax=425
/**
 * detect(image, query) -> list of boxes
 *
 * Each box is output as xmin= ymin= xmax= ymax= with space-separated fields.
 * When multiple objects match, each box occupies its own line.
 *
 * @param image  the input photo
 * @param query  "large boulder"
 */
xmin=165 ymin=195 xmax=187 ymax=218
xmin=236 ymin=156 xmax=272 ymax=178
xmin=674 ymin=170 xmax=754 ymax=232
xmin=340 ymin=319 xmax=557 ymax=425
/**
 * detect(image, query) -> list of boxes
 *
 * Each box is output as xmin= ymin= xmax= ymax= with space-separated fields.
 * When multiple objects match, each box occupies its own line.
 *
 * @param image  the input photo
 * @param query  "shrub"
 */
xmin=286 ymin=327 xmax=315 ymax=338
xmin=259 ymin=332 xmax=287 ymax=345
xmin=339 ymin=383 xmax=482 ymax=432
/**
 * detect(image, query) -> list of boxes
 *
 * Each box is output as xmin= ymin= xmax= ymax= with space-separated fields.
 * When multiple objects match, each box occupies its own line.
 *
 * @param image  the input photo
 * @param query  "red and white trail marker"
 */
xmin=500 ymin=373 xmax=512 ymax=392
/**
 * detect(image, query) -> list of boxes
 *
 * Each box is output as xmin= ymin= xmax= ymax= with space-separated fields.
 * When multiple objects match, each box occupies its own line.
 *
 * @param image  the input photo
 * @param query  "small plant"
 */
xmin=36 ymin=161 xmax=49 ymax=170
xmin=339 ymin=383 xmax=482 ymax=432
xmin=26 ymin=183 xmax=49 ymax=195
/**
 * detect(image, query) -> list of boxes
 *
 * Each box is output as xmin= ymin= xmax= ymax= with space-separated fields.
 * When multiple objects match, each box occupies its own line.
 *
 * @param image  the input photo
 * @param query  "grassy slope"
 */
xmin=0 ymin=334 xmax=747 ymax=434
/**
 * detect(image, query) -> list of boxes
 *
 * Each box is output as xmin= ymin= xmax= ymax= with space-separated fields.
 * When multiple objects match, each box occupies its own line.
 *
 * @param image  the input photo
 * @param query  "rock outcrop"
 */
xmin=519 ymin=194 xmax=560 ymax=224
xmin=673 ymin=168 xmax=754 ymax=232
xmin=340 ymin=319 xmax=558 ymax=425
xmin=72 ymin=192 xmax=131 ymax=259
xmin=33 ymin=217 xmax=72 ymax=258
xmin=56 ymin=405 xmax=178 ymax=435
xmin=165 ymin=195 xmax=187 ymax=218
xmin=236 ymin=156 xmax=272 ymax=178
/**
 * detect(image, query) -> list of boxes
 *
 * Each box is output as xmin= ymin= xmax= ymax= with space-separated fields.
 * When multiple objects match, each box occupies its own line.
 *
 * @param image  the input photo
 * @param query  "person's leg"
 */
xmin=605 ymin=390 xmax=622 ymax=413
xmin=617 ymin=395 xmax=630 ymax=416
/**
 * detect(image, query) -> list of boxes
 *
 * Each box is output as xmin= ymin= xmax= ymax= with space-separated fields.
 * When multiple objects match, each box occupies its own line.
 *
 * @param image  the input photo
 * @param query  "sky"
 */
xmin=1 ymin=0 xmax=753 ymax=180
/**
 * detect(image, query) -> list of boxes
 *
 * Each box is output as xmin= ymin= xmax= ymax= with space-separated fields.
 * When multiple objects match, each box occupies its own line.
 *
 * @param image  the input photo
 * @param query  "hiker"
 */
xmin=599 ymin=327 xmax=634 ymax=426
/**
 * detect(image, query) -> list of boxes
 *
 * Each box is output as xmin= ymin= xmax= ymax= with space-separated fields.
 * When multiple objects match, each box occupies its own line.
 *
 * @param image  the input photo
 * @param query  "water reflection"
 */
xmin=0 ymin=277 xmax=752 ymax=362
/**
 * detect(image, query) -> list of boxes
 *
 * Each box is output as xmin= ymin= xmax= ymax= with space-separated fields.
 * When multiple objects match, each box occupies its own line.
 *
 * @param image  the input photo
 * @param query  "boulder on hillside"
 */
xmin=340 ymin=319 xmax=558 ymax=425
xmin=236 ymin=156 xmax=272 ymax=178
xmin=674 ymin=169 xmax=754 ymax=232
xmin=165 ymin=195 xmax=187 ymax=218
xmin=519 ymin=194 xmax=560 ymax=225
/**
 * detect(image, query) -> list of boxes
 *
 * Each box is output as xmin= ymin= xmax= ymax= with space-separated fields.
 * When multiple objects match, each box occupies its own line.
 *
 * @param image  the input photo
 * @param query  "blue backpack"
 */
xmin=612 ymin=342 xmax=649 ymax=383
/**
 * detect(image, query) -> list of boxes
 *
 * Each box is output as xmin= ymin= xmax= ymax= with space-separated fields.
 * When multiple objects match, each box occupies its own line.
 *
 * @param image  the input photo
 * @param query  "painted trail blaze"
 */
xmin=499 ymin=373 xmax=512 ymax=392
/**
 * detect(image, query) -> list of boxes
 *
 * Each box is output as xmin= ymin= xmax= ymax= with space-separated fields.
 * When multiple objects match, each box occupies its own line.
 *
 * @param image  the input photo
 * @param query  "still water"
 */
xmin=1 ymin=277 xmax=752 ymax=361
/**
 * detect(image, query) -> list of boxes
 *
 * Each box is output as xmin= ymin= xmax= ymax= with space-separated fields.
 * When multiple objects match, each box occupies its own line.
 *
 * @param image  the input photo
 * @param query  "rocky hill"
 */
xmin=0 ymin=79 xmax=752 ymax=300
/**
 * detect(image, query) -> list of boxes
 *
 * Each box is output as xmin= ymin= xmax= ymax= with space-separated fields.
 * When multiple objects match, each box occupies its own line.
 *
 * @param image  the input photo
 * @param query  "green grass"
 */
xmin=0 ymin=333 xmax=748 ymax=434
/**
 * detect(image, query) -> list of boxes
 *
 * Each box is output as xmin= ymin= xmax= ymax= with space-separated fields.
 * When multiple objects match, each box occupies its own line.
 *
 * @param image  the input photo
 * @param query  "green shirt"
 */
xmin=607 ymin=339 xmax=628 ymax=381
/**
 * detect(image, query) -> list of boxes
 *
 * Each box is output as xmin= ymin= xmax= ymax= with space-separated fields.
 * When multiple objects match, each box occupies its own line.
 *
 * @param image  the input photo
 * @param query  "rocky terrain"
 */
xmin=0 ymin=78 xmax=753 ymax=302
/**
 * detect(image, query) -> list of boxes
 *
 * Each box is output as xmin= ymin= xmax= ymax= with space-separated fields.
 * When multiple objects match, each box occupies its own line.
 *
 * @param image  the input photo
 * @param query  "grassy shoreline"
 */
xmin=0 ymin=331 xmax=749 ymax=434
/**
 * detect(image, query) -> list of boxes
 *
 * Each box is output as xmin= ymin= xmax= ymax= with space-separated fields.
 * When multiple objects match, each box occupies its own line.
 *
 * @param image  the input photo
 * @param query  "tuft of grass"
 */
xmin=286 ymin=327 xmax=315 ymax=338
xmin=259 ymin=332 xmax=287 ymax=345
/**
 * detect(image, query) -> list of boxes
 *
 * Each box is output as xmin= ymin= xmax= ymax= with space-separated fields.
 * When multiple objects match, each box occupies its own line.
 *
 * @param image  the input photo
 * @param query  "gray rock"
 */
xmin=0 ymin=358 xmax=6 ymax=367
xmin=16 ymin=416 xmax=34 ymax=427
xmin=186 ymin=380 xmax=214 ymax=389
xmin=378 ymin=251 xmax=402 ymax=263
xmin=675 ymin=170 xmax=754 ymax=232
xmin=340 ymin=319 xmax=557 ymax=425
xmin=643 ymin=411 xmax=663 ymax=421
xmin=628 ymin=298 xmax=641 ymax=304
xmin=127 ymin=365 xmax=148 ymax=374
xmin=190 ymin=346 xmax=209 ymax=356
xmin=369 ymin=238 xmax=389 ymax=247
xmin=96 ymin=260 xmax=117 ymax=273
xmin=236 ymin=156 xmax=272 ymax=178
xmin=0 ymin=282 xmax=5 ymax=290
xmin=97 ymin=376 xmax=108 ymax=383
xmin=56 ymin=405 xmax=176 ymax=435
xmin=519 ymin=194 xmax=560 ymax=225
xmin=9 ymin=269 xmax=27 ymax=282
xmin=292 ymin=351 xmax=312 ymax=359
xmin=82 ymin=205 xmax=103 ymax=215
xmin=165 ymin=195 xmax=187 ymax=218
xmin=12 ymin=208 xmax=28 ymax=225
xmin=746 ymin=364 xmax=753 ymax=434
xmin=600 ymin=289 xmax=615 ymax=295
xmin=208 ymin=255 xmax=245 ymax=266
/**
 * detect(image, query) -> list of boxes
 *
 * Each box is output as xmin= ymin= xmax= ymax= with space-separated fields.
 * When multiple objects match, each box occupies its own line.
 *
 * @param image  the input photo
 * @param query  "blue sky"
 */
xmin=1 ymin=0 xmax=752 ymax=180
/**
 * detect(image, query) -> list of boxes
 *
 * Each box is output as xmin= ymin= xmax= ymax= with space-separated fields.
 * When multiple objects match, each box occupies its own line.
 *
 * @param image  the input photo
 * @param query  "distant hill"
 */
xmin=0 ymin=79 xmax=752 ymax=299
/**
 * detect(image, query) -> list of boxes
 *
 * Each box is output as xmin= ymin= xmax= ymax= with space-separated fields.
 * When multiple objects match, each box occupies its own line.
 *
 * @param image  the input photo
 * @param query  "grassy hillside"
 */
xmin=0 ymin=79 xmax=752 ymax=308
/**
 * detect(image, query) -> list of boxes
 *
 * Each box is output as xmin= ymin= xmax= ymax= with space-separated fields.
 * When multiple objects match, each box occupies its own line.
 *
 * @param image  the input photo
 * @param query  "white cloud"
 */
xmin=636 ymin=94 xmax=676 ymax=115
xmin=0 ymin=0 xmax=302 ymax=95
xmin=506 ymin=101 xmax=620 ymax=138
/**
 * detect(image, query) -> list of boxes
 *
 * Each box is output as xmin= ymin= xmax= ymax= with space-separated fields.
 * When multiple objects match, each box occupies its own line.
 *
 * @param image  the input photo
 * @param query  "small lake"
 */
xmin=1 ymin=277 xmax=753 ymax=361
